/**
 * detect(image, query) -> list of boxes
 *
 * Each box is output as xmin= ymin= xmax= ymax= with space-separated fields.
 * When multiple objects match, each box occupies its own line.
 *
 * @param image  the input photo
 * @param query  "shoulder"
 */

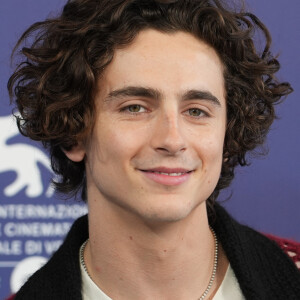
xmin=266 ymin=233 xmax=300 ymax=270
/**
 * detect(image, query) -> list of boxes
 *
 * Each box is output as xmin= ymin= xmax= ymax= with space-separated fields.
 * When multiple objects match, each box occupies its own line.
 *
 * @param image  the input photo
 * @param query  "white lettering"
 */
xmin=24 ymin=240 xmax=43 ymax=255
xmin=4 ymin=222 xmax=71 ymax=237
xmin=0 ymin=240 xmax=22 ymax=255
xmin=0 ymin=204 xmax=87 ymax=220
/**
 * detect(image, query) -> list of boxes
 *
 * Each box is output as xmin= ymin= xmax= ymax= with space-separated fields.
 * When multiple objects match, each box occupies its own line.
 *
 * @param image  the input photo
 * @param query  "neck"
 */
xmin=85 ymin=199 xmax=228 ymax=299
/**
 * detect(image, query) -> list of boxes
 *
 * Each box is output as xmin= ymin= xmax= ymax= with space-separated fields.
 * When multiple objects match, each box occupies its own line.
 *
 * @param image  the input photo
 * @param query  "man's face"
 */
xmin=70 ymin=29 xmax=226 ymax=223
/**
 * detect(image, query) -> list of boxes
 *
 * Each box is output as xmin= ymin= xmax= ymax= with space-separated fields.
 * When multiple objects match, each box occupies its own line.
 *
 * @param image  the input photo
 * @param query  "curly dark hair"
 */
xmin=8 ymin=0 xmax=292 ymax=207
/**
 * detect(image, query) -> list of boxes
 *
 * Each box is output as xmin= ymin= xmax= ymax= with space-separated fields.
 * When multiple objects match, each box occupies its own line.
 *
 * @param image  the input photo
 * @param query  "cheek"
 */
xmin=198 ymin=141 xmax=224 ymax=170
xmin=193 ymin=127 xmax=225 ymax=160
xmin=88 ymin=122 xmax=149 ymax=166
xmin=194 ymin=137 xmax=224 ymax=188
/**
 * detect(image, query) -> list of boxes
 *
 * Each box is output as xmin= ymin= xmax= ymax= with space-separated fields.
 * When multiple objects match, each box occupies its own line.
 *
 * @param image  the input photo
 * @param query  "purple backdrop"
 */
xmin=0 ymin=0 xmax=299 ymax=298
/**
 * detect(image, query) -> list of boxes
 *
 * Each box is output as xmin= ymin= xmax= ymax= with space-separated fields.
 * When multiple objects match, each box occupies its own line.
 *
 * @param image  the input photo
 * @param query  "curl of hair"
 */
xmin=8 ymin=0 xmax=292 ymax=206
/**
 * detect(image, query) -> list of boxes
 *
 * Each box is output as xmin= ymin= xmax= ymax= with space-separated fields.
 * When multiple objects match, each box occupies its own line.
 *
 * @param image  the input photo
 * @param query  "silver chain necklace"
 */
xmin=198 ymin=227 xmax=218 ymax=300
xmin=80 ymin=227 xmax=218 ymax=300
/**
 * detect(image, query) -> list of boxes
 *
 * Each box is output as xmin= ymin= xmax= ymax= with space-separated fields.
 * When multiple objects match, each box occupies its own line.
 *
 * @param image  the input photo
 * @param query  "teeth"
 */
xmin=153 ymin=172 xmax=185 ymax=176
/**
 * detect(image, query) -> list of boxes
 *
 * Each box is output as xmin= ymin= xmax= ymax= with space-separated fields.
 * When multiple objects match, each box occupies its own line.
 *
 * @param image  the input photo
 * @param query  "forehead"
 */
xmin=97 ymin=29 xmax=225 ymax=104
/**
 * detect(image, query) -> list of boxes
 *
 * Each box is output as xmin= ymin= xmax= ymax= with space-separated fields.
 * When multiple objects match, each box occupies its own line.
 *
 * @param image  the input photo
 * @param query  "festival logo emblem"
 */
xmin=10 ymin=256 xmax=48 ymax=293
xmin=0 ymin=114 xmax=54 ymax=198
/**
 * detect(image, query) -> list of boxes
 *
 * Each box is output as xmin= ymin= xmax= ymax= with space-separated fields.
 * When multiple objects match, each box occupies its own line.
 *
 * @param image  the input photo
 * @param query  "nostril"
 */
xmin=155 ymin=146 xmax=186 ymax=156
xmin=157 ymin=147 xmax=168 ymax=152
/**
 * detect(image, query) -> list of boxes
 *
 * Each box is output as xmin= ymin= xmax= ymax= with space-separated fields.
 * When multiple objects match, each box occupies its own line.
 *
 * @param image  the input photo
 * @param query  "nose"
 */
xmin=151 ymin=110 xmax=187 ymax=156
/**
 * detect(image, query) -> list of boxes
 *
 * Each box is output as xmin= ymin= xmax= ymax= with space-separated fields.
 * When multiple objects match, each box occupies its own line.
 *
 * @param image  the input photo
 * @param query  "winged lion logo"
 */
xmin=0 ymin=114 xmax=54 ymax=198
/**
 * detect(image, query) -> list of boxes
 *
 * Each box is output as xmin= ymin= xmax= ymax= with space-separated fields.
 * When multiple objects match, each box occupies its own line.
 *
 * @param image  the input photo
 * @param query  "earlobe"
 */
xmin=62 ymin=144 xmax=86 ymax=162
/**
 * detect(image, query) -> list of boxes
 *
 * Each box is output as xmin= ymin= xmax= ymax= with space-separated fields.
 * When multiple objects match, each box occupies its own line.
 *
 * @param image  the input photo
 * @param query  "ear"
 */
xmin=62 ymin=144 xmax=85 ymax=162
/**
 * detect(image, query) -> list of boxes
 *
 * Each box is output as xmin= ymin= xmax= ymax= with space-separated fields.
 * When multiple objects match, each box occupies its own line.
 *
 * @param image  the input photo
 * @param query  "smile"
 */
xmin=151 ymin=171 xmax=187 ymax=176
xmin=139 ymin=168 xmax=193 ymax=186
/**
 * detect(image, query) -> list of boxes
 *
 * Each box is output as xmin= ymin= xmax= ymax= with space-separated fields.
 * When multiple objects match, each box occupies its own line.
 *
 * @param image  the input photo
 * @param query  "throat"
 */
xmin=81 ymin=223 xmax=226 ymax=300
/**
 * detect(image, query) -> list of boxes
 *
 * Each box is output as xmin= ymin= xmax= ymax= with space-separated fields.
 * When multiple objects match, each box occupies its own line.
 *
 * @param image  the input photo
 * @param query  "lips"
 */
xmin=139 ymin=167 xmax=193 ymax=186
xmin=142 ymin=167 xmax=192 ymax=173
xmin=150 ymin=171 xmax=186 ymax=176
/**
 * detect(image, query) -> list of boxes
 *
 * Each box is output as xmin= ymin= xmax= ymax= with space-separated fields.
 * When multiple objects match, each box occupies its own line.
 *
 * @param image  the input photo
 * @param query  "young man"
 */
xmin=8 ymin=0 xmax=300 ymax=299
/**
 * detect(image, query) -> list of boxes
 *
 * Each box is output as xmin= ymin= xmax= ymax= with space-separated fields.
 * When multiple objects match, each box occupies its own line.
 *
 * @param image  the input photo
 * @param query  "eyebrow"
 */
xmin=181 ymin=90 xmax=221 ymax=106
xmin=105 ymin=87 xmax=162 ymax=102
xmin=104 ymin=86 xmax=221 ymax=106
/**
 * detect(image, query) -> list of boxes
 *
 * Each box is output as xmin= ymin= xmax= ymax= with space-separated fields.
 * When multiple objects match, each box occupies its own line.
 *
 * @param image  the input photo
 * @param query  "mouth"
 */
xmin=139 ymin=167 xmax=194 ymax=186
xmin=147 ymin=171 xmax=188 ymax=176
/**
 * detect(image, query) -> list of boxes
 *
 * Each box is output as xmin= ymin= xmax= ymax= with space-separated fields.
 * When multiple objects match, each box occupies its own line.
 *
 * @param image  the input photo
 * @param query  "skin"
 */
xmin=65 ymin=29 xmax=228 ymax=299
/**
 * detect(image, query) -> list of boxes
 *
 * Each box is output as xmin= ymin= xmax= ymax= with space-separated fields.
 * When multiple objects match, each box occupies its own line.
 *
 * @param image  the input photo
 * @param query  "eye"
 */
xmin=121 ymin=104 xmax=147 ymax=114
xmin=128 ymin=105 xmax=144 ymax=113
xmin=187 ymin=108 xmax=206 ymax=117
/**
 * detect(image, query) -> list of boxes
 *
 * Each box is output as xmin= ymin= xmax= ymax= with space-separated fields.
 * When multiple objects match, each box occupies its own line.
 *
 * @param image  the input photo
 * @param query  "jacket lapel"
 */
xmin=213 ymin=204 xmax=300 ymax=299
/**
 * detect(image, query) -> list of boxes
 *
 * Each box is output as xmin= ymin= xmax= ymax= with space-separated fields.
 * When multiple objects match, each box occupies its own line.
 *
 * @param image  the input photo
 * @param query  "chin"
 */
xmin=135 ymin=198 xmax=206 ymax=225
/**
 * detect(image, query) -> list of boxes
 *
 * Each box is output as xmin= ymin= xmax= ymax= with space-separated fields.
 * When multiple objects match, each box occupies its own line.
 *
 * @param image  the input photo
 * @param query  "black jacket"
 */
xmin=15 ymin=204 xmax=300 ymax=299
